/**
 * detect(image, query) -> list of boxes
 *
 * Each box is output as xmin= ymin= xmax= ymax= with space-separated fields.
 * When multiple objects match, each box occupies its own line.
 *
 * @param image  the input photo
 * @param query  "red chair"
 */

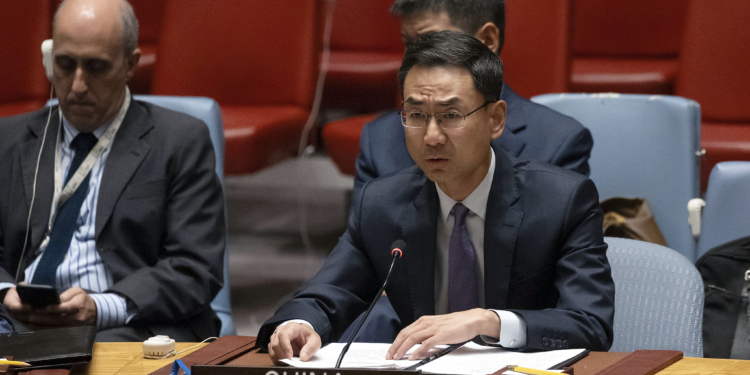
xmin=152 ymin=0 xmax=319 ymax=175
xmin=321 ymin=0 xmax=403 ymax=113
xmin=675 ymin=0 xmax=750 ymax=191
xmin=0 ymin=0 xmax=51 ymax=118
xmin=323 ymin=113 xmax=379 ymax=176
xmin=127 ymin=0 xmax=165 ymax=94
xmin=501 ymin=0 xmax=572 ymax=98
xmin=569 ymin=0 xmax=689 ymax=94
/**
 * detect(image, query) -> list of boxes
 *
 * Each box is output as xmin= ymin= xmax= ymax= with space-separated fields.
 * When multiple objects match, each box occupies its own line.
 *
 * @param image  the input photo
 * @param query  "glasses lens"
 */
xmin=437 ymin=112 xmax=464 ymax=129
xmin=401 ymin=111 xmax=427 ymax=128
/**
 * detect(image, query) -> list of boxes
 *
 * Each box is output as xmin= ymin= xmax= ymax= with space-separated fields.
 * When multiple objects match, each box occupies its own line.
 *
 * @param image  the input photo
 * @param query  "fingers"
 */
xmin=299 ymin=329 xmax=321 ymax=361
xmin=45 ymin=291 xmax=80 ymax=315
xmin=58 ymin=286 xmax=82 ymax=302
xmin=396 ymin=329 xmax=434 ymax=360
xmin=408 ymin=336 xmax=440 ymax=360
xmin=269 ymin=323 xmax=321 ymax=364
xmin=387 ymin=318 xmax=428 ymax=360
xmin=387 ymin=310 xmax=495 ymax=360
xmin=4 ymin=287 xmax=31 ymax=312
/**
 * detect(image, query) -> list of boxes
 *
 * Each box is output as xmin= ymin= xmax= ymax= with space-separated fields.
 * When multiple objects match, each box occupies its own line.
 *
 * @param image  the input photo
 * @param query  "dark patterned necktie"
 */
xmin=31 ymin=132 xmax=98 ymax=286
xmin=448 ymin=203 xmax=479 ymax=313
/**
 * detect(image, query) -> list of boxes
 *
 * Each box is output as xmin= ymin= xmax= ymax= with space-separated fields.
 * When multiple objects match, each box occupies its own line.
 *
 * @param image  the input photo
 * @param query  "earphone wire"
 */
xmin=15 ymin=85 xmax=55 ymax=283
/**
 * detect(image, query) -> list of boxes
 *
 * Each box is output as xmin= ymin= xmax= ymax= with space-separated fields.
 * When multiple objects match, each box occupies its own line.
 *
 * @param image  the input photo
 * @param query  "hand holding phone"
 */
xmin=16 ymin=284 xmax=61 ymax=309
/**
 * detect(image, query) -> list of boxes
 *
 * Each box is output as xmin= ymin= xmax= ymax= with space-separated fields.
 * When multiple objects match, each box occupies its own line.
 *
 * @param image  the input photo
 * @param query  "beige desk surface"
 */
xmin=73 ymin=342 xmax=750 ymax=375
xmin=71 ymin=342 xmax=208 ymax=375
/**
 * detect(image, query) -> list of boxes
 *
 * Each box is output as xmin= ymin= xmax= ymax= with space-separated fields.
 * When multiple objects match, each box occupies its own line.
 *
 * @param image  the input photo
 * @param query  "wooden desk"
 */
xmin=75 ymin=342 xmax=750 ymax=375
xmin=71 ymin=342 xmax=208 ymax=375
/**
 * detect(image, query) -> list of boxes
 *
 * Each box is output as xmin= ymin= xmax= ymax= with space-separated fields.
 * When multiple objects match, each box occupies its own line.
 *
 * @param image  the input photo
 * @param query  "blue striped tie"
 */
xmin=31 ymin=132 xmax=98 ymax=286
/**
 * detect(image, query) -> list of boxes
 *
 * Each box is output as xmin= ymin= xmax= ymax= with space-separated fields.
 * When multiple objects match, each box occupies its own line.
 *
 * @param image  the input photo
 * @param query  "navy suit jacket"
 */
xmin=354 ymin=83 xmax=593 ymax=197
xmin=0 ymin=101 xmax=225 ymax=340
xmin=259 ymin=147 xmax=615 ymax=352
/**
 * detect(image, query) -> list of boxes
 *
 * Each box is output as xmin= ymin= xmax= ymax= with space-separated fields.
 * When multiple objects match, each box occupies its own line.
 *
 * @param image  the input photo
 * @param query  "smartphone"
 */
xmin=16 ymin=284 xmax=61 ymax=309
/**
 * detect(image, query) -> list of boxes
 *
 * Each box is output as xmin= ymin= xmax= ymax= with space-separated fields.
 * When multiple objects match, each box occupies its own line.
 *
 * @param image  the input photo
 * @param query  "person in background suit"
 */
xmin=354 ymin=0 xmax=592 ymax=199
xmin=261 ymin=31 xmax=614 ymax=363
xmin=0 ymin=0 xmax=225 ymax=341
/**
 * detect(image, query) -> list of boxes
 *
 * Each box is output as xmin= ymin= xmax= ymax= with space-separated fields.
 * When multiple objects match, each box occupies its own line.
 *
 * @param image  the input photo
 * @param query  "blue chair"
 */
xmin=605 ymin=237 xmax=703 ymax=357
xmin=532 ymin=94 xmax=702 ymax=261
xmin=697 ymin=162 xmax=750 ymax=259
xmin=47 ymin=96 xmax=236 ymax=336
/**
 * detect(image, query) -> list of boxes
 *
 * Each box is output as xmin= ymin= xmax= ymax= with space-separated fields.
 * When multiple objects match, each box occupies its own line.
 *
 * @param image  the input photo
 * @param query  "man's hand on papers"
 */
xmin=25 ymin=287 xmax=97 ymax=326
xmin=270 ymin=322 xmax=322 ymax=364
xmin=386 ymin=308 xmax=501 ymax=360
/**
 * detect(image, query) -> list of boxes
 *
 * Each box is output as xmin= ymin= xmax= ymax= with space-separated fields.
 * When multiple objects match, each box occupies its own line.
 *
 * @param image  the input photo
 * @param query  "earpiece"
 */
xmin=42 ymin=39 xmax=53 ymax=82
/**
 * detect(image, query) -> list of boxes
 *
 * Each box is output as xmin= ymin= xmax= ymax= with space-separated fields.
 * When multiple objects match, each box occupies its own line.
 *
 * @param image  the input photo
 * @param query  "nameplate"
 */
xmin=191 ymin=365 xmax=421 ymax=375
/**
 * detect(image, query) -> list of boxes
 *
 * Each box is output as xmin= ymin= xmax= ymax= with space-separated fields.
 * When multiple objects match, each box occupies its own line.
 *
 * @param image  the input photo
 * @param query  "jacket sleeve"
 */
xmin=257 ymin=181 xmax=379 ymax=349
xmin=109 ymin=121 xmax=226 ymax=325
xmin=509 ymin=178 xmax=615 ymax=351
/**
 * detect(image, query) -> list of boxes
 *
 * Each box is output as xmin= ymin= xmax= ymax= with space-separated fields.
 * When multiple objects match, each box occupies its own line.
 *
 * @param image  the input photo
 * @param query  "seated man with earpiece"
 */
xmin=0 ymin=0 xmax=225 ymax=341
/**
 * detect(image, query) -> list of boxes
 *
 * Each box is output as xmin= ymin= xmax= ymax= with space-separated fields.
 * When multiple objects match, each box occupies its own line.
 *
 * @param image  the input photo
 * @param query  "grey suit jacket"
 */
xmin=0 ymin=100 xmax=226 ymax=339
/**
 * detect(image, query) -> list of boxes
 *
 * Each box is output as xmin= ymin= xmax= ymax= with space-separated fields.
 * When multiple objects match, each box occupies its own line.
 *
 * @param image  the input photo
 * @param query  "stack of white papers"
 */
xmin=280 ymin=343 xmax=437 ymax=369
xmin=281 ymin=342 xmax=585 ymax=375
xmin=419 ymin=342 xmax=584 ymax=375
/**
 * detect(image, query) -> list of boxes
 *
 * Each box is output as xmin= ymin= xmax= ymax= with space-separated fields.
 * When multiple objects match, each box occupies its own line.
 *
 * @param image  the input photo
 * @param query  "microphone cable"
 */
xmin=335 ymin=240 xmax=406 ymax=368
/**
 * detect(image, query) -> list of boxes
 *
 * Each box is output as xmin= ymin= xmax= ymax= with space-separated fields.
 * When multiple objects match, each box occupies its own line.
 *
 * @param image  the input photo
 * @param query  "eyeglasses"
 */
xmin=399 ymin=101 xmax=494 ymax=129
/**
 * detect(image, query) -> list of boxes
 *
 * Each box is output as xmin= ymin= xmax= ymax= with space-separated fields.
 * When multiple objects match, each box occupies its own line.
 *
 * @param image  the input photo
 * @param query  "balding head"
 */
xmin=54 ymin=0 xmax=138 ymax=56
xmin=51 ymin=0 xmax=141 ymax=131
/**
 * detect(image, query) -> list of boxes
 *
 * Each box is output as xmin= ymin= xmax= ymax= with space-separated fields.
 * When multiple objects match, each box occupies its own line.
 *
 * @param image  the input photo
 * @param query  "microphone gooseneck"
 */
xmin=335 ymin=240 xmax=406 ymax=368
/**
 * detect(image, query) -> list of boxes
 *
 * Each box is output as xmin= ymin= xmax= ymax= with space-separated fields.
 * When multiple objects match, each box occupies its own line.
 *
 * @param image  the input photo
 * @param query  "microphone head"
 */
xmin=391 ymin=240 xmax=406 ymax=258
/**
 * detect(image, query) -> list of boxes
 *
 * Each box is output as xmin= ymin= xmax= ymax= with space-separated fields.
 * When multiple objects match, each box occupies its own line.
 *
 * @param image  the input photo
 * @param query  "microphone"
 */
xmin=335 ymin=240 xmax=406 ymax=368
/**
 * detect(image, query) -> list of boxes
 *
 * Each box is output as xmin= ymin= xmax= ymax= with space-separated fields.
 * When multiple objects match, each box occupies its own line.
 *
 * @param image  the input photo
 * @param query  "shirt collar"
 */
xmin=60 ymin=111 xmax=115 ymax=147
xmin=435 ymin=148 xmax=496 ymax=222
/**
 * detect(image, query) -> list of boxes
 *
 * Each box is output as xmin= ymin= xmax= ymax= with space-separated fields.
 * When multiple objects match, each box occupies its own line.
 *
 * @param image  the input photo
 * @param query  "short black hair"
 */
xmin=391 ymin=0 xmax=505 ymax=54
xmin=398 ymin=30 xmax=504 ymax=103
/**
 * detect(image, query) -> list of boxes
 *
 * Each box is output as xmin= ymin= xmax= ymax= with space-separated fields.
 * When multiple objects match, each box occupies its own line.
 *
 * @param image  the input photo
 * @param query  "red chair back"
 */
xmin=676 ymin=0 xmax=750 ymax=121
xmin=501 ymin=0 xmax=571 ymax=98
xmin=0 ymin=0 xmax=50 ymax=103
xmin=329 ymin=0 xmax=403 ymax=53
xmin=152 ymin=0 xmax=319 ymax=109
xmin=129 ymin=0 xmax=165 ymax=46
xmin=572 ymin=0 xmax=688 ymax=58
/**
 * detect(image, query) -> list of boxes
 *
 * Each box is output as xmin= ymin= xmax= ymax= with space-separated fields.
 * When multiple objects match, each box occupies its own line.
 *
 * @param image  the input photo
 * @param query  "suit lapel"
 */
xmin=496 ymin=83 xmax=527 ymax=157
xmin=402 ymin=176 xmax=438 ymax=320
xmin=20 ymin=108 xmax=60 ymax=248
xmin=95 ymin=100 xmax=152 ymax=237
xmin=483 ymin=149 xmax=524 ymax=310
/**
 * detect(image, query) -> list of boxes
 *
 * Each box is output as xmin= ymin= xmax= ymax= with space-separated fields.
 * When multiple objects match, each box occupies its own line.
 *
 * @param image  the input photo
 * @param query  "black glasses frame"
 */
xmin=398 ymin=101 xmax=494 ymax=129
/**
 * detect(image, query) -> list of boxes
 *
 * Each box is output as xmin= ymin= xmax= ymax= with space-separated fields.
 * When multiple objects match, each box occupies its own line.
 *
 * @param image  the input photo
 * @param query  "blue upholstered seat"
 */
xmin=697 ymin=162 xmax=750 ymax=258
xmin=605 ymin=237 xmax=703 ymax=357
xmin=532 ymin=94 xmax=702 ymax=261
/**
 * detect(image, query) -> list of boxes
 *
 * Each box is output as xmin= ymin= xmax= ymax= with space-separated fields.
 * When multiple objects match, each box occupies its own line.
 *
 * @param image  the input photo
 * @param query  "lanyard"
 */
xmin=45 ymin=88 xmax=131 ymax=237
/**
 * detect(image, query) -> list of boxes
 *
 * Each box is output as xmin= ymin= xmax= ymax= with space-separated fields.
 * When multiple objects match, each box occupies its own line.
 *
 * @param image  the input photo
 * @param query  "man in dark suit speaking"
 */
xmin=260 ymin=31 xmax=614 ymax=362
xmin=0 ymin=0 xmax=225 ymax=341
xmin=354 ymin=0 xmax=593 ymax=200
